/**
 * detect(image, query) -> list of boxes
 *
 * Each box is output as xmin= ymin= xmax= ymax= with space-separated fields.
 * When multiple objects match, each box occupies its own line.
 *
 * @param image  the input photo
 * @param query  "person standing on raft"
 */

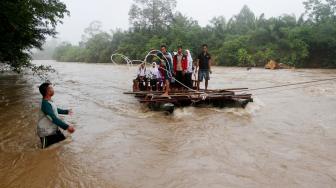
xmin=37 ymin=82 xmax=75 ymax=149
xmin=173 ymin=46 xmax=188 ymax=90
xmin=157 ymin=45 xmax=173 ymax=96
xmin=185 ymin=49 xmax=193 ymax=89
xmin=197 ymin=44 xmax=212 ymax=91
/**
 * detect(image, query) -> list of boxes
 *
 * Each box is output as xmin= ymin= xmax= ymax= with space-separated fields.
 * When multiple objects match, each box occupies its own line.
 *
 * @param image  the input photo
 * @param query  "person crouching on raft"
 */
xmin=149 ymin=62 xmax=161 ymax=91
xmin=136 ymin=63 xmax=148 ymax=91
xmin=37 ymin=82 xmax=75 ymax=149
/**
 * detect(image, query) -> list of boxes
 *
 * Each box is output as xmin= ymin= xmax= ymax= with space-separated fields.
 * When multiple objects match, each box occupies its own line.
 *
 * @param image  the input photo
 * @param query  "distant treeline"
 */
xmin=53 ymin=0 xmax=336 ymax=68
xmin=33 ymin=39 xmax=59 ymax=60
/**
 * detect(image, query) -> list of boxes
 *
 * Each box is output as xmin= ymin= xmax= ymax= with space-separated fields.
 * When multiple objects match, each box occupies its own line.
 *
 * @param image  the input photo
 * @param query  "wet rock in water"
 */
xmin=265 ymin=60 xmax=280 ymax=70
xmin=265 ymin=60 xmax=294 ymax=70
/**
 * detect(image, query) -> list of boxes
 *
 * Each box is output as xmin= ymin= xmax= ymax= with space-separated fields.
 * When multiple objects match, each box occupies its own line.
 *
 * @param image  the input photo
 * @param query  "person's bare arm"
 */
xmin=209 ymin=59 xmax=212 ymax=73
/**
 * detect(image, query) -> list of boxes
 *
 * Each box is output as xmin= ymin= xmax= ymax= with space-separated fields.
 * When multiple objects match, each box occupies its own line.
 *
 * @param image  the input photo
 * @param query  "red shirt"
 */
xmin=173 ymin=53 xmax=188 ymax=73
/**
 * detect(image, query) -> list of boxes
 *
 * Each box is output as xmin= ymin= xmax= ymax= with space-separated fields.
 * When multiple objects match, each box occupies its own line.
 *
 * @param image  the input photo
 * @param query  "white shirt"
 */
xmin=149 ymin=66 xmax=160 ymax=79
xmin=137 ymin=67 xmax=146 ymax=77
xmin=187 ymin=54 xmax=193 ymax=73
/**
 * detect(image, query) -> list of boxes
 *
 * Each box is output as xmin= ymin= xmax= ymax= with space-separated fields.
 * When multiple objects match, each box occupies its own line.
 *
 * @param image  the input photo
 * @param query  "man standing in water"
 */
xmin=158 ymin=45 xmax=173 ymax=96
xmin=197 ymin=44 xmax=212 ymax=91
xmin=37 ymin=82 xmax=75 ymax=149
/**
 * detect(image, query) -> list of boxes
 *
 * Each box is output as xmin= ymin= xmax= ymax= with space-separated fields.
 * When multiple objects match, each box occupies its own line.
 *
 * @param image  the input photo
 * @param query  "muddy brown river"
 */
xmin=1 ymin=60 xmax=336 ymax=188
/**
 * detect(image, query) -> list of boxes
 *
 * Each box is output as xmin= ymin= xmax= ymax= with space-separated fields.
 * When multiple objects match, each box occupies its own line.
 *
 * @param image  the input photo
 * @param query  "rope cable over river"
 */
xmin=110 ymin=52 xmax=336 ymax=94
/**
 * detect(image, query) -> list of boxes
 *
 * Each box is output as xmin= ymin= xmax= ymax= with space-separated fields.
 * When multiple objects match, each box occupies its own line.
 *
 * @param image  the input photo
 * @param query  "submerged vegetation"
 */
xmin=53 ymin=0 xmax=336 ymax=68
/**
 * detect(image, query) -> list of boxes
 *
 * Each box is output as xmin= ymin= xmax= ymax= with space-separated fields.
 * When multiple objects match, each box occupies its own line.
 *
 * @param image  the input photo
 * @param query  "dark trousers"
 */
xmin=40 ymin=130 xmax=66 ymax=149
xmin=137 ymin=76 xmax=147 ymax=91
xmin=150 ymin=79 xmax=158 ymax=91
xmin=175 ymin=71 xmax=184 ymax=88
xmin=185 ymin=72 xmax=193 ymax=89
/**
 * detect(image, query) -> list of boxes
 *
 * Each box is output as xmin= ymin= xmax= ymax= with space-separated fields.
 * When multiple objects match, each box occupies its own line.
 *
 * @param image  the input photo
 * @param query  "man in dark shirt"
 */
xmin=196 ymin=44 xmax=212 ymax=91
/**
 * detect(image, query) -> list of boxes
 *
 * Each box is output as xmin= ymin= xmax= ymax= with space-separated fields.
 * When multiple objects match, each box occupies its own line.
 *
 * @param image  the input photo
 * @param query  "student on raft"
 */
xmin=173 ymin=46 xmax=188 ymax=90
xmin=37 ymin=82 xmax=75 ymax=149
xmin=157 ymin=45 xmax=173 ymax=96
xmin=149 ymin=62 xmax=161 ymax=91
xmin=192 ymin=63 xmax=198 ymax=88
xmin=136 ymin=63 xmax=148 ymax=91
xmin=196 ymin=44 xmax=212 ymax=91
xmin=185 ymin=49 xmax=193 ymax=89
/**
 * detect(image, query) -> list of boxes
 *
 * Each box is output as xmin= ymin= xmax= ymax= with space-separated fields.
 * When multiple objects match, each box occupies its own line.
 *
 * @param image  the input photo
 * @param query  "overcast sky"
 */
xmin=55 ymin=0 xmax=306 ymax=43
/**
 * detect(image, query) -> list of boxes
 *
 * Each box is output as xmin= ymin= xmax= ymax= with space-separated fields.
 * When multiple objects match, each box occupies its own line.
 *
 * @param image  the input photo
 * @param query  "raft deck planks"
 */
xmin=124 ymin=88 xmax=253 ymax=110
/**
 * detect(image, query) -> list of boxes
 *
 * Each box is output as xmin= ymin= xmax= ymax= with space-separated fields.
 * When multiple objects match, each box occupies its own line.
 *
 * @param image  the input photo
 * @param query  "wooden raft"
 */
xmin=124 ymin=88 xmax=253 ymax=111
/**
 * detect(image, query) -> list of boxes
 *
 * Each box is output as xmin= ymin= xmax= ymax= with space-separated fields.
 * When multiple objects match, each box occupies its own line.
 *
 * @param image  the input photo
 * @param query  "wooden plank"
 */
xmin=123 ymin=88 xmax=249 ymax=95
xmin=126 ymin=87 xmax=253 ymax=109
xmin=139 ymin=99 xmax=178 ymax=103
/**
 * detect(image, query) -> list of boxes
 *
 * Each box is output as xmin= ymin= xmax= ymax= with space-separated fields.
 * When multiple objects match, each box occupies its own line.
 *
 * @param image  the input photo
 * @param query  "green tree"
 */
xmin=166 ymin=12 xmax=202 ymax=53
xmin=52 ymin=1 xmax=336 ymax=68
xmin=53 ymin=42 xmax=84 ymax=62
xmin=237 ymin=48 xmax=253 ymax=66
xmin=205 ymin=16 xmax=227 ymax=52
xmin=83 ymin=32 xmax=112 ymax=63
xmin=129 ymin=0 xmax=177 ymax=32
xmin=304 ymin=0 xmax=336 ymax=22
xmin=81 ymin=21 xmax=103 ymax=44
xmin=302 ymin=0 xmax=336 ymax=67
xmin=0 ymin=0 xmax=69 ymax=72
xmin=217 ymin=35 xmax=250 ymax=66
xmin=227 ymin=5 xmax=256 ymax=35
xmin=254 ymin=48 xmax=276 ymax=66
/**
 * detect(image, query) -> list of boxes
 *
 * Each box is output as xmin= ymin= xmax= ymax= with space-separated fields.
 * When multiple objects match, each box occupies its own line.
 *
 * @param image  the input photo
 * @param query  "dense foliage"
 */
xmin=0 ymin=0 xmax=69 ymax=72
xmin=53 ymin=0 xmax=336 ymax=67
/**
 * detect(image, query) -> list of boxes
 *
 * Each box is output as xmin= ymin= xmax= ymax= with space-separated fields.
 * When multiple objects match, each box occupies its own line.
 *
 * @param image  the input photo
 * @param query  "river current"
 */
xmin=1 ymin=60 xmax=336 ymax=188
